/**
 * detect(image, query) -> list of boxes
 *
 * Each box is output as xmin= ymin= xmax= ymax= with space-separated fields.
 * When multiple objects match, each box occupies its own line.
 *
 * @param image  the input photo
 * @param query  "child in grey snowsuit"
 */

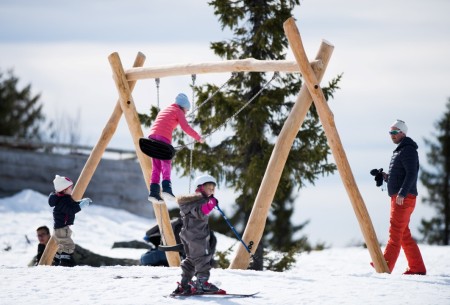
xmin=172 ymin=174 xmax=225 ymax=295
xmin=48 ymin=175 xmax=92 ymax=266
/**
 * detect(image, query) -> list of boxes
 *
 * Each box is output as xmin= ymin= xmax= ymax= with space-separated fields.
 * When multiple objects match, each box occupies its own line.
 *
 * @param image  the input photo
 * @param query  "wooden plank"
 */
xmin=283 ymin=17 xmax=389 ymax=273
xmin=108 ymin=52 xmax=180 ymax=267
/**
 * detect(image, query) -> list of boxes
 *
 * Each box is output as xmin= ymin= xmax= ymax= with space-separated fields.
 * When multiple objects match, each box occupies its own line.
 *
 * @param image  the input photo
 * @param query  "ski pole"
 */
xmin=215 ymin=205 xmax=253 ymax=255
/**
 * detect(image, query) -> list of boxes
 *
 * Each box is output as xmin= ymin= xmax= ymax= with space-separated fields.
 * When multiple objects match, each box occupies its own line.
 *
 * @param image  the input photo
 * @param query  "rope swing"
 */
xmin=177 ymin=71 xmax=279 ymax=148
xmin=139 ymin=72 xmax=279 ymax=160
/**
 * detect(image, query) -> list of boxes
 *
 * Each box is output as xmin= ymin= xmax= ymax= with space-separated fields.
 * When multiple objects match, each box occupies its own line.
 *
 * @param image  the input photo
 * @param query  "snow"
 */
xmin=1 ymin=190 xmax=449 ymax=305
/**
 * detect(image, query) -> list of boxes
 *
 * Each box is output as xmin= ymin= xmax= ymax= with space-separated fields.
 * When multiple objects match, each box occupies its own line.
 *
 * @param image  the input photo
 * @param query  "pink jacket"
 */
xmin=149 ymin=104 xmax=201 ymax=142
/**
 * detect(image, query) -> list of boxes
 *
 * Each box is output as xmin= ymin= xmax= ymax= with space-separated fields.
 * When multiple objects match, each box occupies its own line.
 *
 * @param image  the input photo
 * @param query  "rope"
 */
xmin=175 ymin=72 xmax=279 ymax=149
xmin=187 ymin=72 xmax=237 ymax=119
xmin=186 ymin=73 xmax=235 ymax=192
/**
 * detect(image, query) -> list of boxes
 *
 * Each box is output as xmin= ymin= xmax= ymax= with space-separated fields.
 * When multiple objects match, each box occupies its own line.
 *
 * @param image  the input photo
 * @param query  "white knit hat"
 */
xmin=53 ymin=175 xmax=73 ymax=192
xmin=391 ymin=119 xmax=408 ymax=134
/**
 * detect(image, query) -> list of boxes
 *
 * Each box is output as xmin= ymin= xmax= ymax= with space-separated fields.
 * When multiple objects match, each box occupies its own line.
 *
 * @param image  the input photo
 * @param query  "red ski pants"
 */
xmin=383 ymin=194 xmax=426 ymax=273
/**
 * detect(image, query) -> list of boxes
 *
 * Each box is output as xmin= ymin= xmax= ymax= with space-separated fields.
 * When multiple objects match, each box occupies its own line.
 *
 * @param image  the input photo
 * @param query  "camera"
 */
xmin=370 ymin=168 xmax=384 ymax=187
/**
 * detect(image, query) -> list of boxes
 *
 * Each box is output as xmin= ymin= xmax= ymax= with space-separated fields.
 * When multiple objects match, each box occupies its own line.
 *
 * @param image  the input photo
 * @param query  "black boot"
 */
xmin=53 ymin=253 xmax=61 ymax=266
xmin=58 ymin=252 xmax=75 ymax=267
xmin=148 ymin=183 xmax=163 ymax=203
xmin=161 ymin=180 xmax=175 ymax=200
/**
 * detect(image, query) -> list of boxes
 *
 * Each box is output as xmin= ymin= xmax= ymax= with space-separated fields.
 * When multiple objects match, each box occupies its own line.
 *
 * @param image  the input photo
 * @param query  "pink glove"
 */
xmin=201 ymin=196 xmax=218 ymax=215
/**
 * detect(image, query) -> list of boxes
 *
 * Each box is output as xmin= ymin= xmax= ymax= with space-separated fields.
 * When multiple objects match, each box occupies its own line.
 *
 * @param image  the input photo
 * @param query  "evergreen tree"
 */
xmin=419 ymin=98 xmax=450 ymax=245
xmin=0 ymin=69 xmax=45 ymax=139
xmin=140 ymin=1 xmax=340 ymax=264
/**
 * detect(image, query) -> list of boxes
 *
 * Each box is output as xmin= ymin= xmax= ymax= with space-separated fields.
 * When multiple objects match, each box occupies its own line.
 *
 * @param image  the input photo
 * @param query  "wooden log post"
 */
xmin=284 ymin=17 xmax=389 ymax=273
xmin=38 ymin=235 xmax=58 ymax=266
xmin=72 ymin=53 xmax=146 ymax=201
xmin=229 ymin=42 xmax=333 ymax=269
xmin=108 ymin=52 xmax=180 ymax=267
xmin=38 ymin=53 xmax=147 ymax=266
xmin=124 ymin=59 xmax=323 ymax=80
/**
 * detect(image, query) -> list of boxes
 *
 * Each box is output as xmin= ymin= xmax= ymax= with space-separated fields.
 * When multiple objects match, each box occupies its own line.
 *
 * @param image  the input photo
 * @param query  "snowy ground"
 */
xmin=1 ymin=190 xmax=449 ymax=305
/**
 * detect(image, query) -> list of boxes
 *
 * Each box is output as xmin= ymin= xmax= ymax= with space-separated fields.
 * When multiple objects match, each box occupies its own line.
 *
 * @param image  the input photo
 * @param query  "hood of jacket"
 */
xmin=48 ymin=192 xmax=68 ymax=207
xmin=396 ymin=136 xmax=418 ymax=152
xmin=177 ymin=193 xmax=205 ymax=205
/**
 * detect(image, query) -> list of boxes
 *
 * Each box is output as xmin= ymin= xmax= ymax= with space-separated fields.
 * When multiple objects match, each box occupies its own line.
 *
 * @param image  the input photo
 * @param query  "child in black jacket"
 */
xmin=48 ymin=175 xmax=92 ymax=266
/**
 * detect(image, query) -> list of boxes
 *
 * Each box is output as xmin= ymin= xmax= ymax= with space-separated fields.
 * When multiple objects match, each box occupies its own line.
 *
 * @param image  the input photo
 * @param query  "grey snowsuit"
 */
xmin=178 ymin=193 xmax=213 ymax=280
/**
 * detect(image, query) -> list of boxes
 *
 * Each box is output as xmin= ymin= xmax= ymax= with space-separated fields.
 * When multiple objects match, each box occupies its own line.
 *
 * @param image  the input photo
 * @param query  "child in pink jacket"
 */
xmin=148 ymin=93 xmax=204 ymax=203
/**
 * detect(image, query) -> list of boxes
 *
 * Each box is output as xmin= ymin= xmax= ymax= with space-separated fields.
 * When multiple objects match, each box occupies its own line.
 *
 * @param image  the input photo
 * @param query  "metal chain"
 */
xmin=188 ymin=74 xmax=197 ymax=192
xmin=155 ymin=78 xmax=160 ymax=110
xmin=154 ymin=77 xmax=165 ymax=246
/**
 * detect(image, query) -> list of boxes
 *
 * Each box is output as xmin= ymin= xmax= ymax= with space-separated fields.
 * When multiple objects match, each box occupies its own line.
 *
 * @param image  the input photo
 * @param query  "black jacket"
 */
xmin=48 ymin=193 xmax=81 ymax=229
xmin=387 ymin=137 xmax=419 ymax=197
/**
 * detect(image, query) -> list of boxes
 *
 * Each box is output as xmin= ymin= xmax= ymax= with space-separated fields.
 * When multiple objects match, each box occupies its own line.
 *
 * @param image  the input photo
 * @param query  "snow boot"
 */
xmin=161 ymin=180 xmax=175 ymax=201
xmin=148 ymin=183 xmax=164 ymax=203
xmin=195 ymin=277 xmax=225 ymax=294
xmin=403 ymin=268 xmax=426 ymax=275
xmin=58 ymin=252 xmax=75 ymax=267
xmin=53 ymin=253 xmax=61 ymax=266
xmin=172 ymin=277 xmax=196 ymax=295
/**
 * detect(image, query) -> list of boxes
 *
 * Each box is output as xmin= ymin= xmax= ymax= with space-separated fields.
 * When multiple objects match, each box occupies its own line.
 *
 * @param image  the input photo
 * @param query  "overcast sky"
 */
xmin=1 ymin=0 xmax=449 ymax=247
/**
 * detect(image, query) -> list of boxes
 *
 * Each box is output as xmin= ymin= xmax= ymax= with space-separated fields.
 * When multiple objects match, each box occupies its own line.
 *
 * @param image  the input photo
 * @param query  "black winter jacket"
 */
xmin=387 ymin=137 xmax=419 ymax=197
xmin=48 ymin=193 xmax=81 ymax=229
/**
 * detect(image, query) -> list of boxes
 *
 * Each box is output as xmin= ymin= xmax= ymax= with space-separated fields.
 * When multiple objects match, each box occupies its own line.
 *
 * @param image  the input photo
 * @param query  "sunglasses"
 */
xmin=389 ymin=130 xmax=402 ymax=135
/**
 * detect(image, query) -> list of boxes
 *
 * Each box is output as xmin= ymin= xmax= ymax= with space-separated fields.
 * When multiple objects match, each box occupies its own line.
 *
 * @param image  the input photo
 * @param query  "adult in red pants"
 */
xmin=381 ymin=120 xmax=426 ymax=275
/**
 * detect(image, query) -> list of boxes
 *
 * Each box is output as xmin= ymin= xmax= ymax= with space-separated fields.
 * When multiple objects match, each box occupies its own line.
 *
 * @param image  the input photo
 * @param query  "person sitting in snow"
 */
xmin=28 ymin=225 xmax=57 ymax=266
xmin=48 ymin=175 xmax=92 ymax=267
xmin=172 ymin=174 xmax=224 ymax=295
xmin=141 ymin=217 xmax=217 ymax=267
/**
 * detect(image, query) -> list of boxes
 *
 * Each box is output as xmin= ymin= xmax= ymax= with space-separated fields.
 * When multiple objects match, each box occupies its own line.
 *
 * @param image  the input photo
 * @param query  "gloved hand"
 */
xmin=370 ymin=168 xmax=384 ymax=187
xmin=79 ymin=198 xmax=92 ymax=209
xmin=201 ymin=196 xmax=218 ymax=215
xmin=210 ymin=196 xmax=218 ymax=206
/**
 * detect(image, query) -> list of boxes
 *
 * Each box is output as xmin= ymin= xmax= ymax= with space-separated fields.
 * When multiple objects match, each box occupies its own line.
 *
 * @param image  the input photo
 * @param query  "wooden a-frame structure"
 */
xmin=39 ymin=17 xmax=389 ymax=273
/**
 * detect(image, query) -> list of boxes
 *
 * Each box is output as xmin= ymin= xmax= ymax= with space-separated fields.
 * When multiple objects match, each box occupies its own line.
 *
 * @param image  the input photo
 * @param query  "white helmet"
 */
xmin=194 ymin=174 xmax=217 ymax=187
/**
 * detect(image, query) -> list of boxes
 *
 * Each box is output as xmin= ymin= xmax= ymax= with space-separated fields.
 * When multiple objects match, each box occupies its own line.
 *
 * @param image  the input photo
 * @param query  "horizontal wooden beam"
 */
xmin=125 ymin=58 xmax=322 ymax=80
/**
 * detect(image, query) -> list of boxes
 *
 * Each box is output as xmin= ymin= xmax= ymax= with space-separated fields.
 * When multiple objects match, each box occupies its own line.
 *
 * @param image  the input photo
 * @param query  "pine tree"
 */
xmin=0 ymin=69 xmax=45 ymax=139
xmin=419 ymin=98 xmax=450 ymax=245
xmin=139 ymin=1 xmax=340 ymax=264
